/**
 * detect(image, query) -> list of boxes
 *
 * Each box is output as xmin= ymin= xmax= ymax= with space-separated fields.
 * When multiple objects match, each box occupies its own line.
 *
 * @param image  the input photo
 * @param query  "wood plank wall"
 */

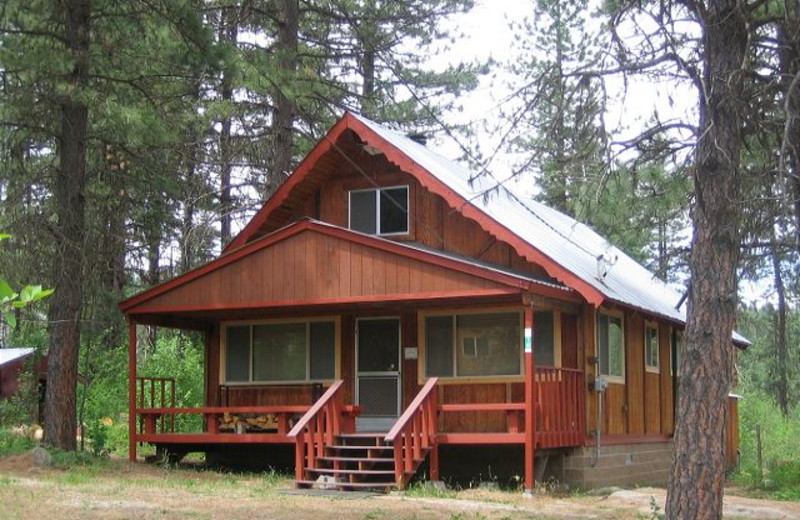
xmin=583 ymin=304 xmax=678 ymax=439
xmin=198 ymin=144 xmax=681 ymax=441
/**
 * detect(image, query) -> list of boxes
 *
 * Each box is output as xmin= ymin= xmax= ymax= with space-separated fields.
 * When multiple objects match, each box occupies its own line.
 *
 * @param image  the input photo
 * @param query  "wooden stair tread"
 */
xmin=294 ymin=479 xmax=394 ymax=490
xmin=306 ymin=467 xmax=396 ymax=476
xmin=336 ymin=432 xmax=388 ymax=438
xmin=317 ymin=456 xmax=395 ymax=463
xmin=326 ymin=445 xmax=391 ymax=451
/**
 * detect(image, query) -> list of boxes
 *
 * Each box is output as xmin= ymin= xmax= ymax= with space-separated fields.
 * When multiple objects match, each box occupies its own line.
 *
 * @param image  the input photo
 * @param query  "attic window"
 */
xmin=349 ymin=186 xmax=409 ymax=235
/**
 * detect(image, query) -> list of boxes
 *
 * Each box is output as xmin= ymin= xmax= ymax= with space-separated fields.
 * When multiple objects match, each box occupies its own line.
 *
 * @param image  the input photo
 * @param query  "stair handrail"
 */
xmin=384 ymin=377 xmax=439 ymax=489
xmin=288 ymin=379 xmax=346 ymax=484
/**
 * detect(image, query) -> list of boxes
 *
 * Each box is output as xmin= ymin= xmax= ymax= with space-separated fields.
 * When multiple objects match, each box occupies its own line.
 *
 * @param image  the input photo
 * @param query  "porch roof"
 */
xmin=119 ymin=219 xmax=575 ymax=328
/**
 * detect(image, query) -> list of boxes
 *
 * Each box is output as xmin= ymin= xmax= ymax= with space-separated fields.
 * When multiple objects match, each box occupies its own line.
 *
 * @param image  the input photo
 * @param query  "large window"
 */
xmin=645 ymin=322 xmax=659 ymax=372
xmin=425 ymin=311 xmax=521 ymax=378
xmin=224 ymin=320 xmax=336 ymax=383
xmin=596 ymin=312 xmax=624 ymax=382
xmin=349 ymin=186 xmax=409 ymax=235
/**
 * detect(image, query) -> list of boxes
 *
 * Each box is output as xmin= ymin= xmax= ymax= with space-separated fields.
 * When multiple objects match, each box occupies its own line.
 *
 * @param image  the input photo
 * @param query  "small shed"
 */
xmin=0 ymin=347 xmax=47 ymax=422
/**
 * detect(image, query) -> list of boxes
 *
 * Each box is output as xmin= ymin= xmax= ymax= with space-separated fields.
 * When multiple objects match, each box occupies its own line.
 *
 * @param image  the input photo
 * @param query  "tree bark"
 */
xmin=219 ymin=6 xmax=237 ymax=247
xmin=269 ymin=0 xmax=298 ymax=197
xmin=665 ymin=1 xmax=747 ymax=519
xmin=44 ymin=0 xmax=91 ymax=451
xmin=770 ymin=236 xmax=789 ymax=416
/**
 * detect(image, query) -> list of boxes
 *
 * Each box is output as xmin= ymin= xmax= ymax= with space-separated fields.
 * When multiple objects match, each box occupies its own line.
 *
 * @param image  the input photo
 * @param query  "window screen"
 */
xmin=226 ymin=326 xmax=250 ymax=382
xmin=425 ymin=315 xmax=454 ymax=377
xmin=533 ymin=311 xmax=555 ymax=367
xmin=597 ymin=314 xmax=624 ymax=378
xmin=455 ymin=312 xmax=520 ymax=377
xmin=310 ymin=321 xmax=336 ymax=380
xmin=350 ymin=190 xmax=377 ymax=234
xmin=252 ymin=323 xmax=306 ymax=381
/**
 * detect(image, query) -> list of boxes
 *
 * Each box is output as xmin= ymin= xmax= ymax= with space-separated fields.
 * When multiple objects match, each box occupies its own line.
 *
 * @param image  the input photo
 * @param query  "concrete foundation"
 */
xmin=562 ymin=440 xmax=674 ymax=489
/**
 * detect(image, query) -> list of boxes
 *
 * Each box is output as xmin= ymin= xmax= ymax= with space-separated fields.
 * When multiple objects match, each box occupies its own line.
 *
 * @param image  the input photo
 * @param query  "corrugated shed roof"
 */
xmin=0 ymin=348 xmax=34 ymax=367
xmin=352 ymin=114 xmax=748 ymax=344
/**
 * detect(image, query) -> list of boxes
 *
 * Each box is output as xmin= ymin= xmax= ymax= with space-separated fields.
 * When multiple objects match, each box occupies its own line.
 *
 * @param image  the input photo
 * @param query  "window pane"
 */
xmin=426 ymin=315 xmax=453 ymax=377
xmin=608 ymin=316 xmax=624 ymax=377
xmin=350 ymin=190 xmax=377 ymax=234
xmin=310 ymin=321 xmax=336 ymax=380
xmin=597 ymin=315 xmax=609 ymax=376
xmin=226 ymin=326 xmax=250 ymax=382
xmin=534 ymin=311 xmax=555 ymax=366
xmin=253 ymin=323 xmax=306 ymax=381
xmin=379 ymin=187 xmax=408 ymax=234
xmin=646 ymin=326 xmax=659 ymax=368
xmin=456 ymin=312 xmax=520 ymax=376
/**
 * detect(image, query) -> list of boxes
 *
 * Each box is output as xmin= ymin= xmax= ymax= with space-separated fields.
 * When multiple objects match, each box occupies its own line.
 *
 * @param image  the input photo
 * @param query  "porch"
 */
xmin=131 ymin=363 xmax=585 ymax=491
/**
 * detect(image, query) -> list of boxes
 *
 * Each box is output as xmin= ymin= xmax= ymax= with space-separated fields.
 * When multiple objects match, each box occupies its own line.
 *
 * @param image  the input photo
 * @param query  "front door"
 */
xmin=356 ymin=317 xmax=401 ymax=432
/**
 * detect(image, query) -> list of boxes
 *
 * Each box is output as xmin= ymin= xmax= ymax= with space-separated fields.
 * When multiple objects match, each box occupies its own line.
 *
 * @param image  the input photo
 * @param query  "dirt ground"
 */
xmin=0 ymin=454 xmax=798 ymax=520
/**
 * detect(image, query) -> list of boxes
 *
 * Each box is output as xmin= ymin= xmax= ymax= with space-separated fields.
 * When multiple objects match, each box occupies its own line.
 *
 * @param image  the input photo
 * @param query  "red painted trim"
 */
xmin=224 ymin=116 xmax=354 ymax=253
xmin=120 ymin=221 xmax=310 ymax=312
xmin=128 ymin=289 xmax=522 ymax=317
xmin=137 ymin=405 xmax=309 ymax=414
xmin=583 ymin=434 xmax=673 ymax=446
xmin=122 ymin=219 xmax=578 ymax=315
xmin=136 ymin=433 xmax=294 ymax=445
xmin=523 ymin=306 xmax=535 ymax=491
xmin=438 ymin=403 xmax=525 ymax=412
xmin=222 ymin=112 xmax=604 ymax=305
xmin=345 ymin=116 xmax=606 ymax=306
xmin=128 ymin=321 xmax=137 ymax=462
xmin=437 ymin=433 xmax=525 ymax=445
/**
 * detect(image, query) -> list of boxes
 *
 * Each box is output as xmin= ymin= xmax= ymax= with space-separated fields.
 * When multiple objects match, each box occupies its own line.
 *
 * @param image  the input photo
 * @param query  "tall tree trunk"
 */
xmin=777 ymin=12 xmax=800 ymax=252
xmin=219 ymin=7 xmax=237 ymax=247
xmin=770 ymin=235 xmax=789 ymax=416
xmin=45 ymin=0 xmax=91 ymax=451
xmin=665 ymin=1 xmax=747 ymax=518
xmin=269 ymin=0 xmax=298 ymax=197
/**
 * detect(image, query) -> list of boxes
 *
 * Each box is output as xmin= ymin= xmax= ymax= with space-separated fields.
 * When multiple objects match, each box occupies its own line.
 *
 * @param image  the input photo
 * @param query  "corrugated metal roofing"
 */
xmin=0 ymin=348 xmax=34 ymax=367
xmin=352 ymin=113 xmax=748 ymax=344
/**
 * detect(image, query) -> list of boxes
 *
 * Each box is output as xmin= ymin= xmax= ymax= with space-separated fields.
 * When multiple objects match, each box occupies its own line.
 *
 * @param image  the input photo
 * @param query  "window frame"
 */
xmin=419 ymin=307 xmax=524 ymax=384
xmin=596 ymin=309 xmax=626 ymax=384
xmin=644 ymin=321 xmax=660 ymax=373
xmin=220 ymin=316 xmax=340 ymax=386
xmin=348 ymin=185 xmax=410 ymax=236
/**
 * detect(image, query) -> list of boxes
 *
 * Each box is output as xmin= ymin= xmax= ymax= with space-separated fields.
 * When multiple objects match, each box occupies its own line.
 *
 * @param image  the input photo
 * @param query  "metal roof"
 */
xmin=351 ymin=113 xmax=748 ymax=344
xmin=0 ymin=348 xmax=34 ymax=367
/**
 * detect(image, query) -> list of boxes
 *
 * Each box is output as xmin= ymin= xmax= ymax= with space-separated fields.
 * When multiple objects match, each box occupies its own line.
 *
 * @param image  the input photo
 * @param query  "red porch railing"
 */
xmin=137 ymin=377 xmax=176 ymax=434
xmin=534 ymin=366 xmax=584 ymax=448
xmin=136 ymin=405 xmax=309 ymax=441
xmin=287 ymin=380 xmax=352 ymax=483
xmin=384 ymin=377 xmax=439 ymax=489
xmin=433 ymin=367 xmax=584 ymax=448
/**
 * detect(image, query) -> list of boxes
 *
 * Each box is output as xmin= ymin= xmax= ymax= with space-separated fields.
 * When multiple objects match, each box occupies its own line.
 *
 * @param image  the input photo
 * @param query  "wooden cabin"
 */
xmin=119 ymin=113 xmax=744 ymax=491
xmin=0 ymin=348 xmax=47 ymax=423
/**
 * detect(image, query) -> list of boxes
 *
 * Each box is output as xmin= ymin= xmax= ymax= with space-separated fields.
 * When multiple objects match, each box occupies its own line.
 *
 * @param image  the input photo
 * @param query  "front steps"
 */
xmin=295 ymin=432 xmax=425 ymax=491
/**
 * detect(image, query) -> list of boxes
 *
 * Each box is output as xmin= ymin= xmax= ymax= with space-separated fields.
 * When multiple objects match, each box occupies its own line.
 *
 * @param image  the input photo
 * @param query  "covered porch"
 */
xmin=120 ymin=219 xmax=587 ymax=491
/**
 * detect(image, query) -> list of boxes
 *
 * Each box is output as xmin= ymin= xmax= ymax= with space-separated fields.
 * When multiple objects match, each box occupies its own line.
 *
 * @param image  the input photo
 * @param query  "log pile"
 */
xmin=219 ymin=413 xmax=279 ymax=432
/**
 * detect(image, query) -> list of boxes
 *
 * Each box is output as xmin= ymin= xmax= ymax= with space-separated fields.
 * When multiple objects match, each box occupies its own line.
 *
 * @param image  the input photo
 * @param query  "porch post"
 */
xmin=523 ymin=305 xmax=535 ymax=495
xmin=128 ymin=320 xmax=137 ymax=462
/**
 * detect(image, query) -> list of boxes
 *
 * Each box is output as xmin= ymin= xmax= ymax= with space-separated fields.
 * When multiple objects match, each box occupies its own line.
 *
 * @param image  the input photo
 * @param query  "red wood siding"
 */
xmin=133 ymin=228 xmax=513 ymax=313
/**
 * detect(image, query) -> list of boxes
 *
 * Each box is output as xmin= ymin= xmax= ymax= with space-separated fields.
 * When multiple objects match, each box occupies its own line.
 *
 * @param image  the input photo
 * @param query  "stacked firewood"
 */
xmin=219 ymin=413 xmax=279 ymax=432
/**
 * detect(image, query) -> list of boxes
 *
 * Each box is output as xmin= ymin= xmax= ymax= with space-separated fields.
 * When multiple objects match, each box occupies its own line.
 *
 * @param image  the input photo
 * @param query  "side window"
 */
xmin=645 ymin=322 xmax=659 ymax=373
xmin=349 ymin=186 xmax=409 ymax=235
xmin=597 ymin=312 xmax=625 ymax=382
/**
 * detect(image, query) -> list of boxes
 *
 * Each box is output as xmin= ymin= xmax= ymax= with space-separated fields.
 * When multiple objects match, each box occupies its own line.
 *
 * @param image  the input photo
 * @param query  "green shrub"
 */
xmin=0 ymin=429 xmax=35 ymax=456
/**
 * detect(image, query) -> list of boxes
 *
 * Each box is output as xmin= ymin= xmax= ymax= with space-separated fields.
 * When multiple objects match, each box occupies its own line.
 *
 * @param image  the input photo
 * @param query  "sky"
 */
xmin=425 ymin=1 xmax=770 ymax=304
